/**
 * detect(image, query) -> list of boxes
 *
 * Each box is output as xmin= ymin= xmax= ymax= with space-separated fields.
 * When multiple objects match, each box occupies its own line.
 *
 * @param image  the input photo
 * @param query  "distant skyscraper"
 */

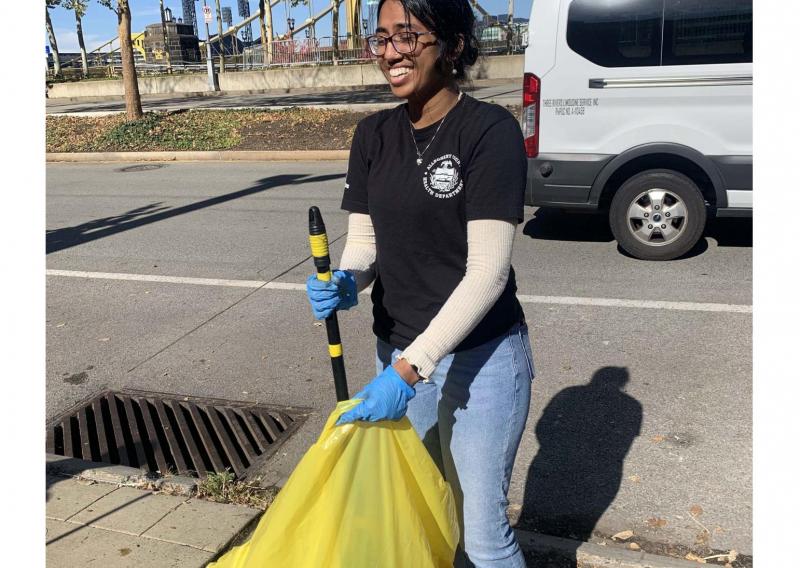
xmin=237 ymin=0 xmax=253 ymax=44
xmin=182 ymin=0 xmax=199 ymax=36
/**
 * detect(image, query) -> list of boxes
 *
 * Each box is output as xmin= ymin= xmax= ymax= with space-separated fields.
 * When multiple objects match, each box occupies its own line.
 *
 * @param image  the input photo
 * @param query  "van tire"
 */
xmin=609 ymin=170 xmax=707 ymax=261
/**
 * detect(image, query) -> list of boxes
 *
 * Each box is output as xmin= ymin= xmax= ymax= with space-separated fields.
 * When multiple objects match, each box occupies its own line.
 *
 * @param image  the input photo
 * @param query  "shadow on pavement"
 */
xmin=519 ymin=366 xmax=643 ymax=567
xmin=46 ymin=172 xmax=345 ymax=254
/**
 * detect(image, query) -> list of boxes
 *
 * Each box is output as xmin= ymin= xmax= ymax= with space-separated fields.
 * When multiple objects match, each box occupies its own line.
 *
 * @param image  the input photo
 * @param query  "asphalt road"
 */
xmin=44 ymin=79 xmax=521 ymax=115
xmin=46 ymin=161 xmax=752 ymax=559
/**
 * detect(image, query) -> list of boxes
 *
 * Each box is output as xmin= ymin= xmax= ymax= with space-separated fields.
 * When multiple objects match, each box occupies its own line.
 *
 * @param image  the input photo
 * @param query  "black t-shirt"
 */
xmin=341 ymin=94 xmax=527 ymax=351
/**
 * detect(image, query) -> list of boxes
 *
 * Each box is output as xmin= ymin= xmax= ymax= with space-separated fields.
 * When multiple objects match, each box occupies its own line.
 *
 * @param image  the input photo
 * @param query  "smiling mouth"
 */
xmin=388 ymin=67 xmax=411 ymax=78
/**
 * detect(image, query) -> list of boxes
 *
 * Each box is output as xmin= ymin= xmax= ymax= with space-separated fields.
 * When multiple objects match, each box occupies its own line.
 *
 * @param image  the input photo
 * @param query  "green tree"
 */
xmin=63 ymin=0 xmax=90 ymax=78
xmin=97 ymin=0 xmax=143 ymax=120
xmin=46 ymin=0 xmax=62 ymax=77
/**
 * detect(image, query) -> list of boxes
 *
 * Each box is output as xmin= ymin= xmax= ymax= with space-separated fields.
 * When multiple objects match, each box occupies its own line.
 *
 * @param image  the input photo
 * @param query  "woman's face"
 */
xmin=375 ymin=0 xmax=444 ymax=100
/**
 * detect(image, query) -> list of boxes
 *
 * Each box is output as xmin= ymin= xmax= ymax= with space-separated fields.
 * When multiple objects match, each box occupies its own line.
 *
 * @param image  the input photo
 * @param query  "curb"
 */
xmin=46 ymin=150 xmax=350 ymax=163
xmin=47 ymin=84 xmax=393 ymax=103
xmin=514 ymin=529 xmax=707 ymax=568
xmin=46 ymin=453 xmax=198 ymax=496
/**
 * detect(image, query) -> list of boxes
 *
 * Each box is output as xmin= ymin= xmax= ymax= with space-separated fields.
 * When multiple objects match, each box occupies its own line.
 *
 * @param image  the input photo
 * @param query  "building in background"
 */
xmin=131 ymin=32 xmax=146 ymax=59
xmin=181 ymin=0 xmax=199 ymax=37
xmin=237 ymin=0 xmax=253 ymax=45
xmin=143 ymin=11 xmax=201 ymax=64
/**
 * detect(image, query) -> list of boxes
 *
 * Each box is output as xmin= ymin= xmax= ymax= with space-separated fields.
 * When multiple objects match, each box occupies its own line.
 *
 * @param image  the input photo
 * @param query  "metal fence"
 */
xmin=47 ymin=34 xmax=527 ymax=80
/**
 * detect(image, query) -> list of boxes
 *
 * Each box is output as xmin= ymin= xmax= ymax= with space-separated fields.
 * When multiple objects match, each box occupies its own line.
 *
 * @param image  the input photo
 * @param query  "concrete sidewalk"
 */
xmin=46 ymin=474 xmax=261 ymax=567
xmin=45 ymin=460 xmax=707 ymax=568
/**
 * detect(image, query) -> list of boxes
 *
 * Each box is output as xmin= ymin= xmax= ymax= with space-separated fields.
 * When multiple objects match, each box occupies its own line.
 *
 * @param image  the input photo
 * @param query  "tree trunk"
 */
xmin=332 ymin=0 xmax=340 ymax=64
xmin=118 ymin=0 xmax=143 ymax=120
xmin=258 ymin=0 xmax=273 ymax=65
xmin=215 ymin=0 xmax=225 ymax=72
xmin=46 ymin=9 xmax=62 ymax=77
xmin=75 ymin=11 xmax=89 ymax=78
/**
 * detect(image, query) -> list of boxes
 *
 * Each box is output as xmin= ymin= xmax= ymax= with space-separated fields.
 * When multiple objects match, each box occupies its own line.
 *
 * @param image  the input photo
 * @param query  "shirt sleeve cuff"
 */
xmin=398 ymin=336 xmax=443 ymax=380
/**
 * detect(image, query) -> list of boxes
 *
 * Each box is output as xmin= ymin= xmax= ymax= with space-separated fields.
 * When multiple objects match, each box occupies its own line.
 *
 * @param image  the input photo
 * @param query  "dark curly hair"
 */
xmin=377 ymin=0 xmax=481 ymax=81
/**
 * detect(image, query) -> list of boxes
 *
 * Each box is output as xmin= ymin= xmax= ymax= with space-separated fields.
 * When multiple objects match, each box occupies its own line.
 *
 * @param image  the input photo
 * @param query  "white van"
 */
xmin=521 ymin=0 xmax=752 ymax=260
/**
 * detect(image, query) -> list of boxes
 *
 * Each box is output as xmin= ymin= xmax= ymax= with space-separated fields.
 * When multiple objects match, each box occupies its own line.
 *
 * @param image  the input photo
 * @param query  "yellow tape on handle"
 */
xmin=309 ymin=234 xmax=329 ymax=259
xmin=328 ymin=343 xmax=343 ymax=358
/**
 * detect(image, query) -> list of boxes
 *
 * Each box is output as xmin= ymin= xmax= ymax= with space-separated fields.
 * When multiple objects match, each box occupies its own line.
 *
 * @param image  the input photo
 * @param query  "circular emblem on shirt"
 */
xmin=423 ymin=154 xmax=463 ymax=199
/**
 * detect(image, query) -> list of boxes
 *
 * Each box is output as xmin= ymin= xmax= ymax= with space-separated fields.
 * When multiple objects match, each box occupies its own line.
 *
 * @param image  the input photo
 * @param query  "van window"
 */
xmin=662 ymin=0 xmax=753 ymax=65
xmin=567 ymin=0 xmax=663 ymax=67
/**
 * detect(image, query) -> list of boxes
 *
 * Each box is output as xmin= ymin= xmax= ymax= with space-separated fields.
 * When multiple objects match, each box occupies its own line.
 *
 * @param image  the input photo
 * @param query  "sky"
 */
xmin=46 ymin=0 xmax=532 ymax=53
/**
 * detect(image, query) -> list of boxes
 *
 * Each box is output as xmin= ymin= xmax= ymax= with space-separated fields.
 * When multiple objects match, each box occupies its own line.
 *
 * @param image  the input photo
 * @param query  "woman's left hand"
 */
xmin=336 ymin=365 xmax=417 ymax=425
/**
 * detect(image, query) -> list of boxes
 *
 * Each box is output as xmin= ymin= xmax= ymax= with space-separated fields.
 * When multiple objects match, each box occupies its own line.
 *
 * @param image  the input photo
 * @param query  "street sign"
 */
xmin=46 ymin=45 xmax=51 ymax=55
xmin=203 ymin=5 xmax=213 ymax=23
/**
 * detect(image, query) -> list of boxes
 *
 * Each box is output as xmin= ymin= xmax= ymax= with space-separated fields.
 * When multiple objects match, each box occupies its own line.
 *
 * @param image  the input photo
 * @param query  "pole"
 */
xmin=308 ymin=207 xmax=350 ymax=402
xmin=202 ymin=0 xmax=217 ymax=90
xmin=506 ymin=0 xmax=514 ymax=54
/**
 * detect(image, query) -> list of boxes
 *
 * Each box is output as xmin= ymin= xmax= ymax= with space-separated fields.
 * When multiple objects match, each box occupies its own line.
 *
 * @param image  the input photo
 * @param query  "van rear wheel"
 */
xmin=609 ymin=170 xmax=707 ymax=261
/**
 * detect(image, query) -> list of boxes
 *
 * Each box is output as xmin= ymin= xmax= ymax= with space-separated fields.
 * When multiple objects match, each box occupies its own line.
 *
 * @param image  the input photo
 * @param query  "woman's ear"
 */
xmin=454 ymin=34 xmax=465 ymax=58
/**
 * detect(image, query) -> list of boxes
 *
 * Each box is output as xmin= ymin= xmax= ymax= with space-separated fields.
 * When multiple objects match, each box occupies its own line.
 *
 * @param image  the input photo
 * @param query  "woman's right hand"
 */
xmin=305 ymin=270 xmax=358 ymax=320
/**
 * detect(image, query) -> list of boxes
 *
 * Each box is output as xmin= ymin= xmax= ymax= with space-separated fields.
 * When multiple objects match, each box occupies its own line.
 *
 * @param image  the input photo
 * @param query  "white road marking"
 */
xmin=46 ymin=269 xmax=752 ymax=314
xmin=516 ymin=294 xmax=752 ymax=314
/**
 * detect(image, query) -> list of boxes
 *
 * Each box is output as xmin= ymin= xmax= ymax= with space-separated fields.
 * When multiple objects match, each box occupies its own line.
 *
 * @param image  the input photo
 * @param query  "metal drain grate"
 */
xmin=46 ymin=389 xmax=308 ymax=479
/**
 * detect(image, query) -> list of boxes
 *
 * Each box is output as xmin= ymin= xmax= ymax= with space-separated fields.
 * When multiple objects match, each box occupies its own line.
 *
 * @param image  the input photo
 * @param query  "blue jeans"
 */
xmin=377 ymin=323 xmax=534 ymax=568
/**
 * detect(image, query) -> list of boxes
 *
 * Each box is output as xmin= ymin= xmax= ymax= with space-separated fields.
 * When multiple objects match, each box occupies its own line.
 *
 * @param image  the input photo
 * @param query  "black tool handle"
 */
xmin=308 ymin=206 xmax=350 ymax=402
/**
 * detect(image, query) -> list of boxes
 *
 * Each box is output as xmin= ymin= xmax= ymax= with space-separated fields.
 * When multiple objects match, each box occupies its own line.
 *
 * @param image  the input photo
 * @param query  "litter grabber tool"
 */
xmin=308 ymin=206 xmax=350 ymax=402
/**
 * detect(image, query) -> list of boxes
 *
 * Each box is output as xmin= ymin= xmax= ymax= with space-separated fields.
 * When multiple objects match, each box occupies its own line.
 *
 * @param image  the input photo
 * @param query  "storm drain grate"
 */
xmin=46 ymin=389 xmax=308 ymax=479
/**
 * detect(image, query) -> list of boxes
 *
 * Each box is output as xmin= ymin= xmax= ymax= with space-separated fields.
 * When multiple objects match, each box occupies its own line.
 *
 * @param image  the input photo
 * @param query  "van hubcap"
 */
xmin=626 ymin=188 xmax=688 ymax=246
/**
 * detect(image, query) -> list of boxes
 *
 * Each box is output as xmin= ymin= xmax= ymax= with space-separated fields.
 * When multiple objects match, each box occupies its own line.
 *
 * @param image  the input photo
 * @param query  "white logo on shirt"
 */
xmin=423 ymin=154 xmax=463 ymax=199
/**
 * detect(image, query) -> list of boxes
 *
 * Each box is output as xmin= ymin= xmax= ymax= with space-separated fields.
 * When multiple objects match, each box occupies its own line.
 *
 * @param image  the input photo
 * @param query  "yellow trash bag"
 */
xmin=208 ymin=399 xmax=459 ymax=568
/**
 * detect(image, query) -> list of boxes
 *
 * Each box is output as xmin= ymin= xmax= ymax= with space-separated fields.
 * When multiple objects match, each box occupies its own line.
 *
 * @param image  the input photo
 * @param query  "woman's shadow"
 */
xmin=519 ymin=367 xmax=643 ymax=566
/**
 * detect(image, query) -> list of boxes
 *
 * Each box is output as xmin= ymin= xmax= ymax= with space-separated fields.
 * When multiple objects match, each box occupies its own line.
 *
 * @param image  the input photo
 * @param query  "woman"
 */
xmin=306 ymin=0 xmax=533 ymax=565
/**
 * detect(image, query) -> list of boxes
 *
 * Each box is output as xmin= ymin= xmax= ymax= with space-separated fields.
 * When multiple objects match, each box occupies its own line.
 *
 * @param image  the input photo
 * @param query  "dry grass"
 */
xmin=195 ymin=471 xmax=279 ymax=510
xmin=45 ymin=108 xmax=362 ymax=153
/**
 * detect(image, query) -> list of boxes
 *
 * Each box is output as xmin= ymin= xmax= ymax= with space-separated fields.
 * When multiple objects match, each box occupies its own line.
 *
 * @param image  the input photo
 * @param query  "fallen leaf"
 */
xmin=651 ymin=435 xmax=665 ymax=443
xmin=628 ymin=543 xmax=641 ymax=551
xmin=694 ymin=531 xmax=710 ymax=545
xmin=646 ymin=517 xmax=667 ymax=528
xmin=611 ymin=530 xmax=634 ymax=541
xmin=685 ymin=552 xmax=706 ymax=563
xmin=313 ymin=322 xmax=323 ymax=327
xmin=690 ymin=505 xmax=704 ymax=517
xmin=628 ymin=475 xmax=641 ymax=483
xmin=56 ymin=323 xmax=66 ymax=328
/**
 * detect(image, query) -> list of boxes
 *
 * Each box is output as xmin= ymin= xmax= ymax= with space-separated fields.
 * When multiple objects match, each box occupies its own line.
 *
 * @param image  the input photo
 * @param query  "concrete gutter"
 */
xmin=46 ymin=150 xmax=349 ymax=163
xmin=514 ymin=529 xmax=709 ymax=568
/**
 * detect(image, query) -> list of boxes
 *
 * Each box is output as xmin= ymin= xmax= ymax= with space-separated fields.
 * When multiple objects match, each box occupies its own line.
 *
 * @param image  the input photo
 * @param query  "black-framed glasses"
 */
xmin=366 ymin=31 xmax=436 ymax=56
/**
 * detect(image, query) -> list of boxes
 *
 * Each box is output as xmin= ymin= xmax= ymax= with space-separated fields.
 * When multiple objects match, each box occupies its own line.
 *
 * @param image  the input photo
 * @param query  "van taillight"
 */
xmin=522 ymin=72 xmax=540 ymax=158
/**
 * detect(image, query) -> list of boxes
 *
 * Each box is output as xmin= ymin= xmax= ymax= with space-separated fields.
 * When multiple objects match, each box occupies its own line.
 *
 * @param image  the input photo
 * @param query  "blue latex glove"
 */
xmin=336 ymin=366 xmax=416 ymax=425
xmin=305 ymin=270 xmax=358 ymax=320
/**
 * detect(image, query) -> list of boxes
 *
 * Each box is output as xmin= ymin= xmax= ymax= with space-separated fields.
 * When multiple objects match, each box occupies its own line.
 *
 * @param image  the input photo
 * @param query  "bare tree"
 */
xmin=97 ymin=0 xmax=143 ymax=120
xmin=46 ymin=0 xmax=62 ymax=77
xmin=215 ymin=0 xmax=225 ymax=72
xmin=64 ymin=0 xmax=90 ymax=77
xmin=258 ymin=0 xmax=273 ymax=65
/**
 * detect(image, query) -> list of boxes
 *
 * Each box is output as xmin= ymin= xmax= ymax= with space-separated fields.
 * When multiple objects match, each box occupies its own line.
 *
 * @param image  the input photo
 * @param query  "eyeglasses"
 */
xmin=366 ymin=31 xmax=436 ymax=56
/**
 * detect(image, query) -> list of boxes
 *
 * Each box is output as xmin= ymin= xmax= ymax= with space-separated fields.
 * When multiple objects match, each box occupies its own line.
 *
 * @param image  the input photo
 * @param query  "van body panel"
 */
xmin=523 ymin=0 xmax=753 ymax=215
